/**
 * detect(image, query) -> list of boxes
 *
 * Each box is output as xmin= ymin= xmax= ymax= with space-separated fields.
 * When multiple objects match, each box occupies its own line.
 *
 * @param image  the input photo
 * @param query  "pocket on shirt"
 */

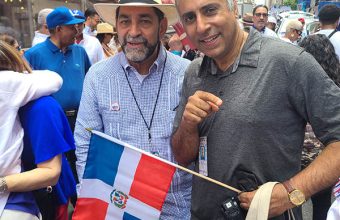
xmin=154 ymin=110 xmax=176 ymax=139
xmin=102 ymin=110 xmax=121 ymax=139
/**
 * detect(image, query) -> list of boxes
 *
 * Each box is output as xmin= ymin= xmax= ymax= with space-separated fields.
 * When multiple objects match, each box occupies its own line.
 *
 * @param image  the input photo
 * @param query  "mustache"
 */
xmin=124 ymin=36 xmax=147 ymax=44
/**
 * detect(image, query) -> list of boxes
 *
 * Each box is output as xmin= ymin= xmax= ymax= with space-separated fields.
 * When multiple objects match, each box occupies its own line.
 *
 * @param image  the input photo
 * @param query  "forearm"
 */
xmin=291 ymin=141 xmax=340 ymax=198
xmin=5 ymin=155 xmax=61 ymax=192
xmin=172 ymin=119 xmax=200 ymax=166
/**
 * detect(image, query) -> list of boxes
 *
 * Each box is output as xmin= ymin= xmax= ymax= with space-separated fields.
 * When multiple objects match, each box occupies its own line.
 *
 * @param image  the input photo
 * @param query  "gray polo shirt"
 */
xmin=173 ymin=29 xmax=340 ymax=219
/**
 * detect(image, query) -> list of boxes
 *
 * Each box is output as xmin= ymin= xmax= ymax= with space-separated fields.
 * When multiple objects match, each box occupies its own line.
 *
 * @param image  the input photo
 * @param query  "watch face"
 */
xmin=289 ymin=190 xmax=305 ymax=206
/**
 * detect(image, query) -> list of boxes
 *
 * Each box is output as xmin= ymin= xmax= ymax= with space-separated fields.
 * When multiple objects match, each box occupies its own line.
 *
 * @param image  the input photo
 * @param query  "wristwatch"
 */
xmin=0 ymin=177 xmax=8 ymax=194
xmin=282 ymin=179 xmax=305 ymax=206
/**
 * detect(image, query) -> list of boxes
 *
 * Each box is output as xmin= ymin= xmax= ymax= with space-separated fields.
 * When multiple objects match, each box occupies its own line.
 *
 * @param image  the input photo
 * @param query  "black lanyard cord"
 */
xmin=122 ymin=53 xmax=168 ymax=144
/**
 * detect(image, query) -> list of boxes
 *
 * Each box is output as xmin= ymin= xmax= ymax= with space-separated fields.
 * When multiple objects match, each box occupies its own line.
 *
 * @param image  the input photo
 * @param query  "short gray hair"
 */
xmin=285 ymin=20 xmax=303 ymax=33
xmin=175 ymin=0 xmax=234 ymax=12
xmin=37 ymin=8 xmax=53 ymax=27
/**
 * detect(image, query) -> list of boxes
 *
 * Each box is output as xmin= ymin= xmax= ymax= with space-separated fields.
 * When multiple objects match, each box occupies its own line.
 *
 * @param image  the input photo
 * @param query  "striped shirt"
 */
xmin=75 ymin=46 xmax=192 ymax=219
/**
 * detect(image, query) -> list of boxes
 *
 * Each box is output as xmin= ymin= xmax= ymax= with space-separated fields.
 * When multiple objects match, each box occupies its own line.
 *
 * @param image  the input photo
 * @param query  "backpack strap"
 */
xmin=328 ymin=29 xmax=337 ymax=39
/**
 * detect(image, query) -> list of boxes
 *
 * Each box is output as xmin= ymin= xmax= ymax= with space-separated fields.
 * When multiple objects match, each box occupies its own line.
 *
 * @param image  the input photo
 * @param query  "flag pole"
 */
xmin=89 ymin=129 xmax=242 ymax=194
xmin=171 ymin=163 xmax=241 ymax=194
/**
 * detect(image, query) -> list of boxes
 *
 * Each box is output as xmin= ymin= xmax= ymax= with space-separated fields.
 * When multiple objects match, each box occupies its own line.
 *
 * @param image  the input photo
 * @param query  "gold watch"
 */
xmin=282 ymin=179 xmax=306 ymax=206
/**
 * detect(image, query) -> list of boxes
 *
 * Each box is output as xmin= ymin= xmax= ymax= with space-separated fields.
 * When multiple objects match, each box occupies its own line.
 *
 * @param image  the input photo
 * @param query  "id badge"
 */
xmin=199 ymin=136 xmax=208 ymax=176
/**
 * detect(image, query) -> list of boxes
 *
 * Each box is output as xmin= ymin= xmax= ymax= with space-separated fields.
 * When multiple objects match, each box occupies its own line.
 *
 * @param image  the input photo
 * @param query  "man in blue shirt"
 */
xmin=25 ymin=6 xmax=91 ymax=131
xmin=75 ymin=0 xmax=192 ymax=219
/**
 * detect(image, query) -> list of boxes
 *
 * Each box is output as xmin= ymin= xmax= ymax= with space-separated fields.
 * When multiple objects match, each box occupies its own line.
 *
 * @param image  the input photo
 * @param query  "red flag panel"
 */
xmin=129 ymin=154 xmax=176 ymax=210
xmin=72 ymin=198 xmax=109 ymax=220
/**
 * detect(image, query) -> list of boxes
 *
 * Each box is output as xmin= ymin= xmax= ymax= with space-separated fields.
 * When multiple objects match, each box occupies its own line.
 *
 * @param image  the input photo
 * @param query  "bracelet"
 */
xmin=0 ymin=177 xmax=8 ymax=194
xmin=170 ymin=50 xmax=182 ymax=56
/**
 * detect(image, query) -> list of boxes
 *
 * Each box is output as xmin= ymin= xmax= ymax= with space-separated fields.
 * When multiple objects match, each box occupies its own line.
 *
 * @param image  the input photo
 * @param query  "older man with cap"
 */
xmin=72 ymin=9 xmax=105 ymax=64
xmin=32 ymin=8 xmax=53 ymax=46
xmin=25 ymin=6 xmax=91 ymax=131
xmin=74 ymin=0 xmax=191 ymax=218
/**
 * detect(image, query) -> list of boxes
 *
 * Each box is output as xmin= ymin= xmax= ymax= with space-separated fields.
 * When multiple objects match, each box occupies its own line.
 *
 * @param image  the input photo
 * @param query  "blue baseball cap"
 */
xmin=72 ymin=9 xmax=85 ymax=20
xmin=46 ymin=6 xmax=85 ymax=29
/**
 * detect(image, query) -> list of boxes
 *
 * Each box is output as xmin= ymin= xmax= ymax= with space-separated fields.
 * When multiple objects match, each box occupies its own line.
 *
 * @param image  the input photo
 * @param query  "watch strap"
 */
xmin=282 ymin=179 xmax=294 ymax=193
xmin=0 ymin=177 xmax=8 ymax=194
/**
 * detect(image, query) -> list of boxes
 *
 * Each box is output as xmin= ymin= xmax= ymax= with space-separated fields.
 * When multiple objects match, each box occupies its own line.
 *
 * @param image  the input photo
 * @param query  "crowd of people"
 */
xmin=0 ymin=0 xmax=339 ymax=220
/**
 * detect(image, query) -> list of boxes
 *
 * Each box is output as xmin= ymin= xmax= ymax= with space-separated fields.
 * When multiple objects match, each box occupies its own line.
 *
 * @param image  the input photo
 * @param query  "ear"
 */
xmin=159 ymin=17 xmax=168 ymax=38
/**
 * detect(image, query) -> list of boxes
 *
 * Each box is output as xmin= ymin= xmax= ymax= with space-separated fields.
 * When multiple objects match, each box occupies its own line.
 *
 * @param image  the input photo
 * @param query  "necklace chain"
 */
xmin=122 ymin=53 xmax=168 ymax=145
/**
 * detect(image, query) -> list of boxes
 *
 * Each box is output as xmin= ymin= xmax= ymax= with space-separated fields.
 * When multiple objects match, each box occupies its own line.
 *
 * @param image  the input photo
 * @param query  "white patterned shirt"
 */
xmin=75 ymin=46 xmax=192 ymax=219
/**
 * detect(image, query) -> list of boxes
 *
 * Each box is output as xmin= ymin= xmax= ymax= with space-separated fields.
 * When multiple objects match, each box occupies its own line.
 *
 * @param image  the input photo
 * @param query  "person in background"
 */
xmin=75 ymin=0 xmax=192 ymax=218
xmin=298 ymin=17 xmax=305 ymax=29
xmin=299 ymin=33 xmax=340 ymax=220
xmin=252 ymin=5 xmax=278 ymax=37
xmin=297 ymin=17 xmax=307 ymax=40
xmin=83 ymin=7 xmax=101 ymax=36
xmin=314 ymin=4 xmax=340 ymax=61
xmin=328 ymin=178 xmax=340 ymax=220
xmin=24 ymin=7 xmax=91 ymax=210
xmin=32 ymin=8 xmax=53 ymax=47
xmin=96 ymin=22 xmax=117 ymax=58
xmin=0 ymin=34 xmax=21 ymax=53
xmin=72 ymin=9 xmax=105 ymax=65
xmin=18 ymin=95 xmax=77 ymax=220
xmin=173 ymin=0 xmax=340 ymax=219
xmin=25 ymin=6 xmax=91 ymax=131
xmin=0 ymin=40 xmax=62 ymax=220
xmin=168 ymin=33 xmax=184 ymax=56
xmin=267 ymin=16 xmax=277 ymax=31
xmin=281 ymin=20 xmax=303 ymax=44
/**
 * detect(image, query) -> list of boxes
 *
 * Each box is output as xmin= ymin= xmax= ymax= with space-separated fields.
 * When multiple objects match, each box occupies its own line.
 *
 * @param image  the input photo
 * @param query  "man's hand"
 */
xmin=238 ymin=183 xmax=294 ymax=218
xmin=182 ymin=91 xmax=222 ymax=127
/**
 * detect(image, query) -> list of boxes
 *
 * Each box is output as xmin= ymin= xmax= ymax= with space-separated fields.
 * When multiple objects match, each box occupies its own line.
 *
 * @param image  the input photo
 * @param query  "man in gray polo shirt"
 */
xmin=172 ymin=0 xmax=340 ymax=219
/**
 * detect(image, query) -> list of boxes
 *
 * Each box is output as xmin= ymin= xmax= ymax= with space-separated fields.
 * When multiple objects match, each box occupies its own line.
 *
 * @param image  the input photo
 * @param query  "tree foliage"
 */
xmin=283 ymin=0 xmax=298 ymax=10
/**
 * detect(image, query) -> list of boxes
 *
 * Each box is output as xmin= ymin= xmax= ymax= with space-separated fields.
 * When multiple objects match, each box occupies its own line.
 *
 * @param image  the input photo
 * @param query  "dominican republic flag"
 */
xmin=72 ymin=130 xmax=176 ymax=220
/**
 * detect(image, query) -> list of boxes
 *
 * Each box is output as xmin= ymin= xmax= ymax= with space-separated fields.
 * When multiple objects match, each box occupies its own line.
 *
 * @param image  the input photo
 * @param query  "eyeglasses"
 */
xmin=295 ymin=30 xmax=302 ymax=36
xmin=254 ymin=13 xmax=268 ymax=18
xmin=15 ymin=45 xmax=21 ymax=51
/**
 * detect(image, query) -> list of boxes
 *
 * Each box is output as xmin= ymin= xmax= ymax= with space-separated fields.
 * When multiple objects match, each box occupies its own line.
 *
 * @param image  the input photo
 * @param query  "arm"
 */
xmin=239 ymin=141 xmax=340 ymax=217
xmin=172 ymin=91 xmax=222 ymax=166
xmin=4 ymin=155 xmax=61 ymax=192
xmin=12 ymin=70 xmax=62 ymax=107
xmin=239 ymin=51 xmax=340 ymax=217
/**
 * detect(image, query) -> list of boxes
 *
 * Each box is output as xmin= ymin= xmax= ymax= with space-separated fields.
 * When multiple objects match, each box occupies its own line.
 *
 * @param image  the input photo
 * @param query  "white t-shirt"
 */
xmin=263 ymin=27 xmax=279 ymax=38
xmin=0 ymin=70 xmax=62 ymax=214
xmin=32 ymin=31 xmax=49 ymax=47
xmin=315 ymin=29 xmax=340 ymax=61
xmin=77 ymin=34 xmax=105 ymax=65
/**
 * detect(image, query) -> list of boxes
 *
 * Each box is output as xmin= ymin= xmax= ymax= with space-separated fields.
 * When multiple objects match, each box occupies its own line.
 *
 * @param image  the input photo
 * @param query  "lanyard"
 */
xmin=122 ymin=53 xmax=167 ymax=145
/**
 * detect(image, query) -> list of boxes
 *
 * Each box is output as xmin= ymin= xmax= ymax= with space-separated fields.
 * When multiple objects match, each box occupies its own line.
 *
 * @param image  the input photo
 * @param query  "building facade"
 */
xmin=0 ymin=0 xmax=115 ymax=48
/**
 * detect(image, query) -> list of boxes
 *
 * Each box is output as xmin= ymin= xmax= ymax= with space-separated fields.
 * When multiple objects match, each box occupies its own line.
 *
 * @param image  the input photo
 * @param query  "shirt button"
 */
xmin=63 ymin=60 xmax=66 ymax=63
xmin=219 ymin=91 xmax=224 ymax=96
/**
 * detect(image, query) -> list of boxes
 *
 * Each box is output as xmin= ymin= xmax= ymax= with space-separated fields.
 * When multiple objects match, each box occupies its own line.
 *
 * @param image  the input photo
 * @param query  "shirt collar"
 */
xmin=199 ymin=28 xmax=261 ymax=77
xmin=252 ymin=25 xmax=266 ymax=33
xmin=119 ymin=44 xmax=167 ymax=76
xmin=45 ymin=37 xmax=73 ymax=53
xmin=34 ymin=31 xmax=49 ymax=38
